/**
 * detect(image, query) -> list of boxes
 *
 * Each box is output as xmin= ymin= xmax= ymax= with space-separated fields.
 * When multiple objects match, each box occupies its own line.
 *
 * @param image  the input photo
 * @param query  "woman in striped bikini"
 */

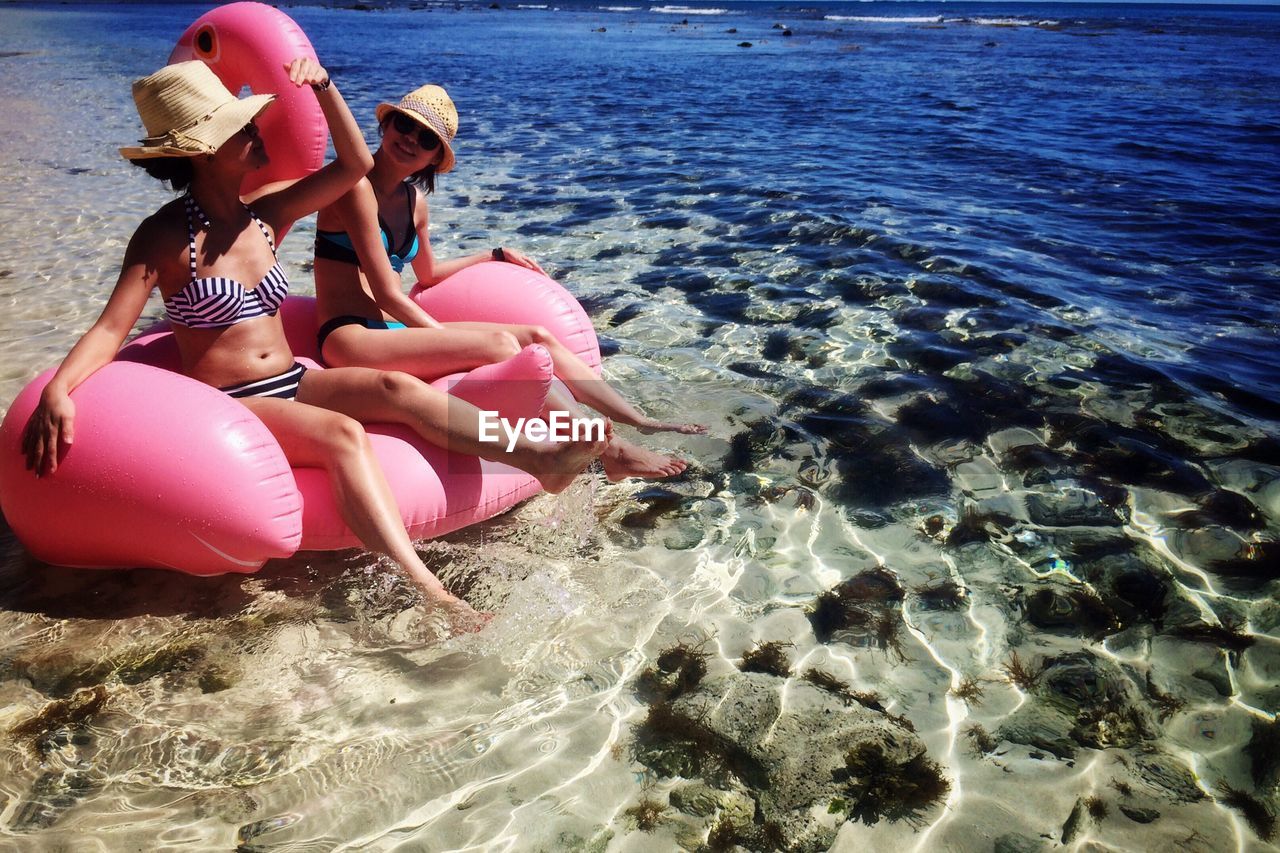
xmin=21 ymin=58 xmax=603 ymax=626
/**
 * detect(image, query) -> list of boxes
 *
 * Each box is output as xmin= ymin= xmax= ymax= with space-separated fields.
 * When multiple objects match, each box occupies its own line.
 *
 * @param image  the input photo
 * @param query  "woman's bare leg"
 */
xmin=321 ymin=324 xmax=520 ymax=380
xmin=239 ymin=398 xmax=473 ymax=614
xmin=326 ymin=321 xmax=706 ymax=434
xmin=448 ymin=322 xmax=706 ymax=434
xmin=544 ymin=381 xmax=686 ymax=481
xmin=298 ymin=367 xmax=605 ymax=494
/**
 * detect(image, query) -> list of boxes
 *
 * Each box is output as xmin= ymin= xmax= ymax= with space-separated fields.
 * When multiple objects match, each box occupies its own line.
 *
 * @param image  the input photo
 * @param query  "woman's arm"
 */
xmin=331 ymin=180 xmax=440 ymax=328
xmin=410 ymin=193 xmax=546 ymax=287
xmin=22 ymin=219 xmax=162 ymax=475
xmin=253 ymin=57 xmax=374 ymax=234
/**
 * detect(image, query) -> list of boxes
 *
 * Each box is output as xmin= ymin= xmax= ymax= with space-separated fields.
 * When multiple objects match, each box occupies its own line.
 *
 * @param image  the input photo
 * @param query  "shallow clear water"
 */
xmin=1 ymin=2 xmax=1279 ymax=850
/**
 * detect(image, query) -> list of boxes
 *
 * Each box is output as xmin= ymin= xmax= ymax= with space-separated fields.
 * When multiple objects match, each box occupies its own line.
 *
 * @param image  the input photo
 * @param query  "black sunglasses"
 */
xmin=391 ymin=112 xmax=441 ymax=151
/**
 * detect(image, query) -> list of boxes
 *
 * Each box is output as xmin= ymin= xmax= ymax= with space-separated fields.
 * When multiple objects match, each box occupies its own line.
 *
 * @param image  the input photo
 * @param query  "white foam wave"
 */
xmin=517 ymin=3 xmax=549 ymax=7
xmin=825 ymin=15 xmax=943 ymax=23
xmin=650 ymin=5 xmax=727 ymax=15
xmin=948 ymin=17 xmax=1060 ymax=27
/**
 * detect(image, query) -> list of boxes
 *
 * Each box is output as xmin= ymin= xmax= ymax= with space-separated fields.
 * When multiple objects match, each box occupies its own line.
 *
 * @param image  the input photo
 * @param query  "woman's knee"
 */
xmin=487 ymin=331 xmax=522 ymax=361
xmin=376 ymin=370 xmax=428 ymax=403
xmin=320 ymin=412 xmax=372 ymax=459
xmin=525 ymin=325 xmax=552 ymax=345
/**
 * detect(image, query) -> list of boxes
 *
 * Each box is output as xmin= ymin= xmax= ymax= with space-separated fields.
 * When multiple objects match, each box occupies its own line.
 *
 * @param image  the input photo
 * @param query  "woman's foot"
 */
xmin=634 ymin=417 xmax=708 ymax=435
xmin=601 ymin=437 xmax=687 ymax=481
xmin=520 ymin=425 xmax=609 ymax=493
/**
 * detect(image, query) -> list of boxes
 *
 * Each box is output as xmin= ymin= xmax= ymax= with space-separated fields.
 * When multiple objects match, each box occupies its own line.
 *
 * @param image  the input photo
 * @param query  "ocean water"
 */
xmin=1 ymin=1 xmax=1279 ymax=850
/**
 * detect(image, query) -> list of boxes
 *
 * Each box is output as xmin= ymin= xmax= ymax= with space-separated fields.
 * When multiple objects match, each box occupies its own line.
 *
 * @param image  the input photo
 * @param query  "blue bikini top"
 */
xmin=314 ymin=182 xmax=419 ymax=272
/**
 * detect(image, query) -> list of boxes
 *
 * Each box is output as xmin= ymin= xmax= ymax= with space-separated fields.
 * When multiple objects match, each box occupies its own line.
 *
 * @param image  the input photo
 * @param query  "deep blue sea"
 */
xmin=1 ymin=2 xmax=1279 ymax=849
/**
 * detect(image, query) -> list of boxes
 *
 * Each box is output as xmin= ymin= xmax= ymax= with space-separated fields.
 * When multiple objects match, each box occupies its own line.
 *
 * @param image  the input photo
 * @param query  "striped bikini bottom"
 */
xmin=218 ymin=362 xmax=308 ymax=400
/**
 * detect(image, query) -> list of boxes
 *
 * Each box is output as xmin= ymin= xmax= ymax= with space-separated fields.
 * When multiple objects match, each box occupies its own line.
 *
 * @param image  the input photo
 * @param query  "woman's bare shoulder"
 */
xmin=122 ymin=198 xmax=188 ymax=276
xmin=134 ymin=198 xmax=187 ymax=242
xmin=412 ymin=183 xmax=430 ymax=226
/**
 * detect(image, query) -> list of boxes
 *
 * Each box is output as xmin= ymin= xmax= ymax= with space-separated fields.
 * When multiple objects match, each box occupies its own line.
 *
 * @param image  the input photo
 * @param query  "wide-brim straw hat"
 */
xmin=375 ymin=84 xmax=457 ymax=174
xmin=120 ymin=60 xmax=274 ymax=160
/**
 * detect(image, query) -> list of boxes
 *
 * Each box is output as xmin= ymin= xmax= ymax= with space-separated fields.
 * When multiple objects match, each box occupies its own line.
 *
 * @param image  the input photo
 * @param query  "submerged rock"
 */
xmin=994 ymin=832 xmax=1048 ymax=853
xmin=1132 ymin=751 xmax=1205 ymax=803
xmin=1023 ymin=582 xmax=1121 ymax=638
xmin=634 ymin=672 xmax=943 ymax=849
xmin=1120 ymin=804 xmax=1160 ymax=823
xmin=1026 ymin=488 xmax=1125 ymax=527
xmin=996 ymin=651 xmax=1156 ymax=758
xmin=10 ymin=686 xmax=109 ymax=759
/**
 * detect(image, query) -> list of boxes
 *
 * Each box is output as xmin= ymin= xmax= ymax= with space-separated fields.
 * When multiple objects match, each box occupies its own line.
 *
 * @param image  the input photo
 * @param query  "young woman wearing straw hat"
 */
xmin=312 ymin=84 xmax=706 ymax=482
xmin=21 ymin=60 xmax=605 ymax=624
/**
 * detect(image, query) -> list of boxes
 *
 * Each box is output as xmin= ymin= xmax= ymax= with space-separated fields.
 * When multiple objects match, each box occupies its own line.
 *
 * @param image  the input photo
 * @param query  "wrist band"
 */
xmin=311 ymin=78 xmax=331 ymax=92
xmin=491 ymin=247 xmax=506 ymax=262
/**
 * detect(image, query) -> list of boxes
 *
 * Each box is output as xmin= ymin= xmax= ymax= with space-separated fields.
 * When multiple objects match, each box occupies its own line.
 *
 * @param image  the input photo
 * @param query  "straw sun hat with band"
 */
xmin=375 ymin=84 xmax=458 ymax=174
xmin=120 ymin=60 xmax=274 ymax=161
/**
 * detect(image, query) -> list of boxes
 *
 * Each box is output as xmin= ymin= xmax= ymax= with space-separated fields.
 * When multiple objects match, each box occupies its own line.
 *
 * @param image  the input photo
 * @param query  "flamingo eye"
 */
xmin=195 ymin=27 xmax=216 ymax=58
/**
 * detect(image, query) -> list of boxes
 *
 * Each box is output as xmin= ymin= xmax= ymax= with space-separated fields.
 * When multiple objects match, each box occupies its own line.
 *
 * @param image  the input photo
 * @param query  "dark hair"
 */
xmin=378 ymin=116 xmax=437 ymax=194
xmin=131 ymin=156 xmax=194 ymax=192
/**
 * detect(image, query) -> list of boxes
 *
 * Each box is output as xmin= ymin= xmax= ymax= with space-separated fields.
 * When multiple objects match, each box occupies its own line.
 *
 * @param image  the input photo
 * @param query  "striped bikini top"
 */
xmin=164 ymin=195 xmax=290 ymax=329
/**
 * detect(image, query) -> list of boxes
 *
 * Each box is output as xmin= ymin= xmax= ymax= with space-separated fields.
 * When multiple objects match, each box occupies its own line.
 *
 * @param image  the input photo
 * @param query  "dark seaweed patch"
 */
xmin=802 ymin=668 xmax=861 ymax=704
xmin=965 ymin=723 xmax=998 ymax=756
xmin=1244 ymin=717 xmax=1280 ymax=790
xmin=886 ymin=336 xmax=970 ymax=373
xmin=1218 ymin=783 xmax=1276 ymax=841
xmin=1002 ymin=651 xmax=1044 ymax=690
xmin=1204 ymin=541 xmax=1280 ymax=582
xmin=704 ymin=803 xmax=788 ymax=851
xmin=738 ymin=641 xmax=793 ymax=677
xmin=608 ymin=303 xmax=645 ymax=327
xmin=762 ymin=329 xmax=793 ymax=361
xmin=951 ymin=676 xmax=985 ymax=706
xmin=912 ymin=578 xmax=967 ymax=610
xmin=1173 ymin=490 xmax=1265 ymax=531
xmin=809 ymin=569 xmax=907 ymax=652
xmin=631 ymin=702 xmax=769 ymax=787
xmin=1085 ymin=795 xmax=1109 ymax=820
xmin=1146 ymin=676 xmax=1186 ymax=722
xmin=895 ymin=396 xmax=986 ymax=443
xmin=637 ymin=642 xmax=709 ymax=703
xmin=623 ymin=797 xmax=670 ymax=832
xmin=834 ymin=743 xmax=951 ymax=825
xmin=1167 ymin=620 xmax=1255 ymax=656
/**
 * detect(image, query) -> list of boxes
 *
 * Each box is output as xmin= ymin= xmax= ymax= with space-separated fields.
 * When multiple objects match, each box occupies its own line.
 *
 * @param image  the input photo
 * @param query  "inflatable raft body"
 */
xmin=0 ymin=265 xmax=600 ymax=576
xmin=0 ymin=3 xmax=603 ymax=575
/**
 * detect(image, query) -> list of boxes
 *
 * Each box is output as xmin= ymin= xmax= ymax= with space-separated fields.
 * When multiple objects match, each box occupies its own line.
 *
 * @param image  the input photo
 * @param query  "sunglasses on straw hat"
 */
xmin=391 ymin=112 xmax=441 ymax=151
